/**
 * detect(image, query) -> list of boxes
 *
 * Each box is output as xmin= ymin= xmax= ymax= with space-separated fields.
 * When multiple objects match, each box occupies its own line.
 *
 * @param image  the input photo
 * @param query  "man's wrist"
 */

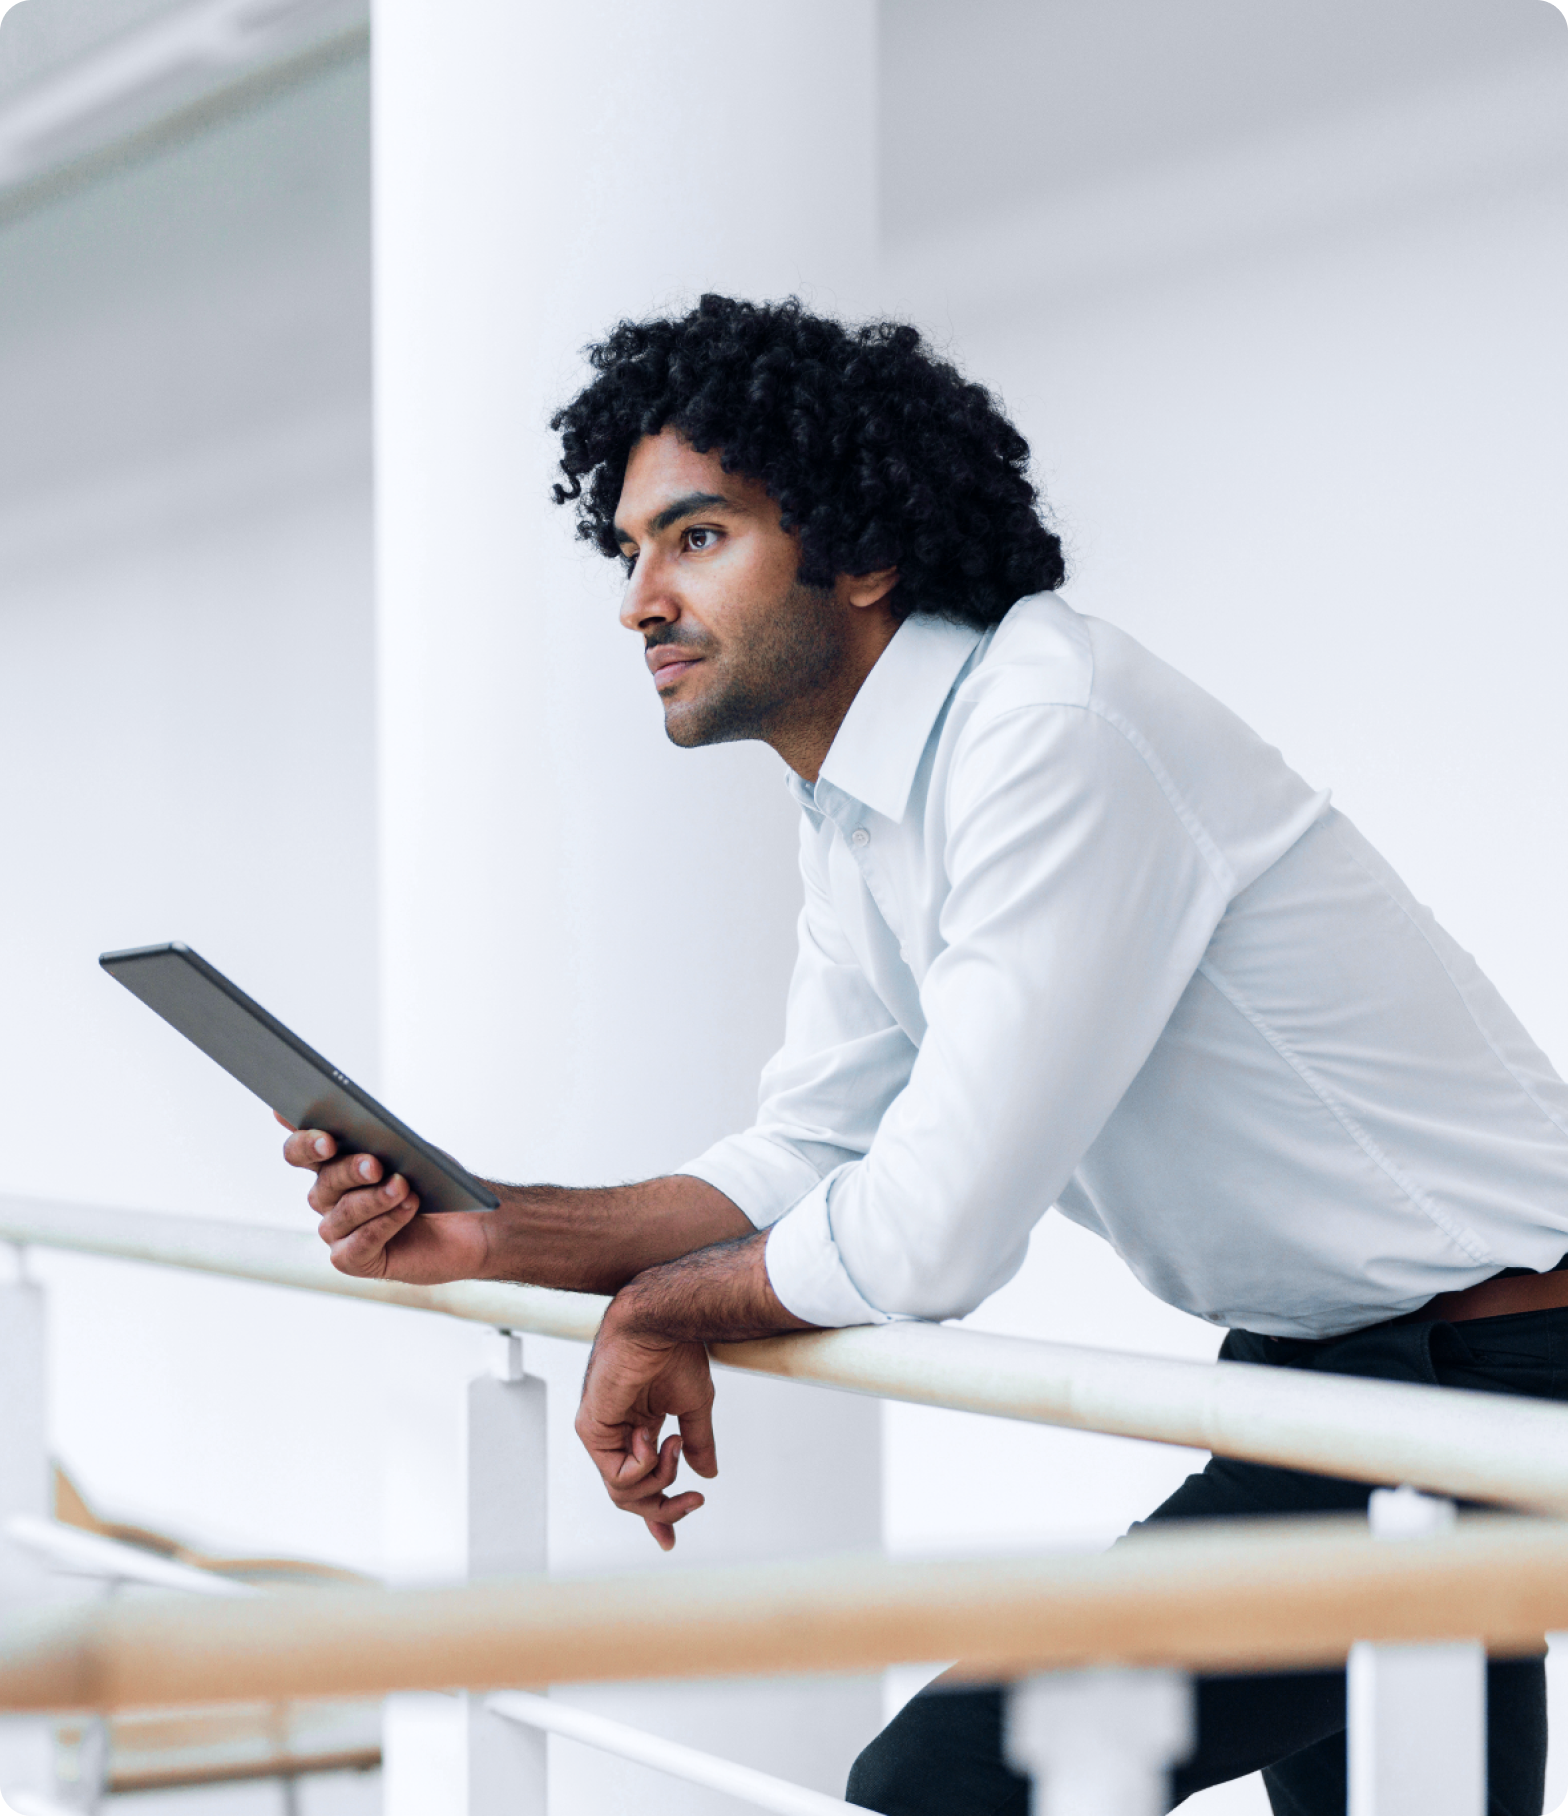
xmin=598 ymin=1279 xmax=676 ymax=1345
xmin=474 ymin=1185 xmax=528 ymax=1282
xmin=594 ymin=1228 xmax=812 ymax=1347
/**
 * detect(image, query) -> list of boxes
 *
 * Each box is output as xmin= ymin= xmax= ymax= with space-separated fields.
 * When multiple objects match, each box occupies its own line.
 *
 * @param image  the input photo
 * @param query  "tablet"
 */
xmin=99 ymin=942 xmax=499 ymax=1215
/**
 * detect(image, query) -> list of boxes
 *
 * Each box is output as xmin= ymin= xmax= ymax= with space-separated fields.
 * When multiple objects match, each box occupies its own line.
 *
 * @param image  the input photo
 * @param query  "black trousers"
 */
xmin=847 ymin=1306 xmax=1568 ymax=1816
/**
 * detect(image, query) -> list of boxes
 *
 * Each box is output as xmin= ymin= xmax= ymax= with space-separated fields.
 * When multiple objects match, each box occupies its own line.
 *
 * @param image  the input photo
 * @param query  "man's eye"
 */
xmin=684 ymin=527 xmax=719 ymax=552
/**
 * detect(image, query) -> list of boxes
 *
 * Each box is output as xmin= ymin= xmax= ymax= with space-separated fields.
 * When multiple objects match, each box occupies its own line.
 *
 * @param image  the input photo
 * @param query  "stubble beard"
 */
xmin=660 ymin=580 xmax=847 ymax=750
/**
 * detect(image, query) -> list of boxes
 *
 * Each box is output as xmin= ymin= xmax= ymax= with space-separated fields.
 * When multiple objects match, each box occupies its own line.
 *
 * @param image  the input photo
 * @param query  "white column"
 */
xmin=1348 ymin=1488 xmax=1486 ymax=1816
xmin=372 ymin=4 xmax=883 ymax=1810
xmin=1005 ymin=1667 xmax=1194 ymax=1816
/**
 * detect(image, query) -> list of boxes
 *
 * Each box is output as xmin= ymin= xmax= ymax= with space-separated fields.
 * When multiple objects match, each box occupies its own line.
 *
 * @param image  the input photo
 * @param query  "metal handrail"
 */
xmin=7 ymin=1192 xmax=1568 ymax=1515
xmin=3 ymin=1516 xmax=257 ymax=1600
xmin=2 ymin=1512 xmax=1567 ymax=1713
xmin=486 ymin=1693 xmax=853 ymax=1816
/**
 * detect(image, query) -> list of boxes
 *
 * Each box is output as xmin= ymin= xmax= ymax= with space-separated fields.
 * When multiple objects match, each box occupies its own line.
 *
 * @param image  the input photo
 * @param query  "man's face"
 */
xmin=613 ymin=429 xmax=849 ymax=750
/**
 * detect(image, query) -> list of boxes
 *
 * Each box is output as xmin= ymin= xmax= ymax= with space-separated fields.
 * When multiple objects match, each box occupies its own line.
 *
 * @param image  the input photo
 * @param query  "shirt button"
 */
xmin=850 ymin=827 xmax=871 ymax=850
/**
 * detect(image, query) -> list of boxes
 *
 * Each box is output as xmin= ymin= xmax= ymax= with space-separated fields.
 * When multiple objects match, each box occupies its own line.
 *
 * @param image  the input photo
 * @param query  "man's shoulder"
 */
xmin=955 ymin=593 xmax=1242 ymax=747
xmin=953 ymin=592 xmax=1097 ymax=721
xmin=943 ymin=594 xmax=1329 ymax=894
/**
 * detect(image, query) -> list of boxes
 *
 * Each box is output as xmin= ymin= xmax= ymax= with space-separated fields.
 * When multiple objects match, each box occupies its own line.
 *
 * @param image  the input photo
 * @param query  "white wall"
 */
xmin=0 ymin=49 xmax=391 ymax=1816
xmin=0 ymin=46 xmax=390 ymax=1564
xmin=877 ymin=5 xmax=1568 ymax=1806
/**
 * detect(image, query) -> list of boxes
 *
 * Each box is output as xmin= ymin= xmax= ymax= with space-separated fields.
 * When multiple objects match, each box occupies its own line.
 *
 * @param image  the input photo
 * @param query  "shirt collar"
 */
xmin=807 ymin=613 xmax=984 ymax=823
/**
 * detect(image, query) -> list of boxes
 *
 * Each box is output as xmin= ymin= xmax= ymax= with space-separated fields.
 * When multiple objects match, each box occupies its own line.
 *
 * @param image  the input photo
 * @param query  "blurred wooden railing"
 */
xmin=1 ymin=1511 xmax=1565 ymax=1713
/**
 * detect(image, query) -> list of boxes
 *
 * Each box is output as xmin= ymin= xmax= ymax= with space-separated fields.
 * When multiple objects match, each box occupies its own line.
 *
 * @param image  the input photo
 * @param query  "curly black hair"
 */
xmin=550 ymin=295 xmax=1065 ymax=629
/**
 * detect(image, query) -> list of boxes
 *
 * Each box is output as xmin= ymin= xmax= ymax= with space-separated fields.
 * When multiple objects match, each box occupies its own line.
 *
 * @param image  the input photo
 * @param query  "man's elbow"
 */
xmin=849 ymin=1236 xmax=1028 ymax=1325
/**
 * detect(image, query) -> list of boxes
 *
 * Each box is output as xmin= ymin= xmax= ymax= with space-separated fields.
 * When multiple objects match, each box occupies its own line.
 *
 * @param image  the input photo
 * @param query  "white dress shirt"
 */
xmin=679 ymin=595 xmax=1568 ymax=1339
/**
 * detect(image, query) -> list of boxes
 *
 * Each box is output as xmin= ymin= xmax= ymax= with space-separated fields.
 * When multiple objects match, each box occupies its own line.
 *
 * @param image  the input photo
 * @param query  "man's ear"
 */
xmin=839 ymin=566 xmax=899 ymax=611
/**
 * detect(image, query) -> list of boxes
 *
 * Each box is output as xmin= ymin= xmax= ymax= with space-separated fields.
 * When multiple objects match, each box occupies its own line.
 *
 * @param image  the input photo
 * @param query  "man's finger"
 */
xmin=676 ymin=1404 xmax=718 ymax=1479
xmin=315 ymin=1174 xmax=414 ymax=1238
xmin=283 ymin=1128 xmax=338 ymax=1170
xmin=599 ymin=1423 xmax=662 ymax=1490
xmin=578 ymin=1427 xmax=674 ymax=1510
xmin=574 ymin=1400 xmax=655 ymax=1481
xmin=325 ymin=1198 xmax=420 ymax=1277
xmin=307 ymin=1153 xmax=384 ymax=1210
xmin=639 ymin=1490 xmax=706 ymax=1550
xmin=612 ymin=1431 xmax=680 ymax=1491
xmin=604 ymin=1440 xmax=696 ymax=1518
xmin=613 ymin=1479 xmax=705 ymax=1521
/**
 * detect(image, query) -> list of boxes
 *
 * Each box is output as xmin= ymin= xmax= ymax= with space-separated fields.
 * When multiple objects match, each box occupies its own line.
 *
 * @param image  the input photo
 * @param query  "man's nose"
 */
xmin=619 ymin=552 xmax=678 ymax=633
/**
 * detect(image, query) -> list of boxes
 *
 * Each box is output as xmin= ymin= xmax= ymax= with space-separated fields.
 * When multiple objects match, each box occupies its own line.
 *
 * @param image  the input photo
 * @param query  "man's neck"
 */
xmin=768 ymin=612 xmax=900 ymax=783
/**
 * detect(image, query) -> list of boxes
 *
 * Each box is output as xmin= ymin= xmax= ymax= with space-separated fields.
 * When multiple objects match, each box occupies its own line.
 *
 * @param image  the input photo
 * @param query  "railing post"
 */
xmin=52 ymin=1674 xmax=109 ymax=1814
xmin=0 ymin=1263 xmax=65 ymax=1808
xmin=1348 ymin=1487 xmax=1485 ymax=1816
xmin=1005 ymin=1666 xmax=1193 ymax=1816
xmin=466 ymin=1332 xmax=547 ymax=1816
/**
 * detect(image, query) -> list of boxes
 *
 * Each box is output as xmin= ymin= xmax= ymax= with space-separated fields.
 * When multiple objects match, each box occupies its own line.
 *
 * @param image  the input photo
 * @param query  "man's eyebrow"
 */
xmin=614 ymin=491 xmax=735 ymax=544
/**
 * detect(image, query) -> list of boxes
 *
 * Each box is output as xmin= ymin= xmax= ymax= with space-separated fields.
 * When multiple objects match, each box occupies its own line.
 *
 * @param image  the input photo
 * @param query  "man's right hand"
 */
xmin=280 ymin=1120 xmax=492 ymax=1285
xmin=283 ymin=1122 xmax=753 ymax=1296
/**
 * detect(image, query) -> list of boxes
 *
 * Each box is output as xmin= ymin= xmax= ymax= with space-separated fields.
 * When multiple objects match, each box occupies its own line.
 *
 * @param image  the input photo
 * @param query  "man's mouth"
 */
xmin=647 ymin=647 xmax=704 ymax=690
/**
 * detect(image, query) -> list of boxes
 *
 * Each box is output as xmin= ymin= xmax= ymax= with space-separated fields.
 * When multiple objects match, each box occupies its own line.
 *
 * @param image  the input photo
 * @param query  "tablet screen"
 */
xmin=99 ymin=943 xmax=498 ymax=1215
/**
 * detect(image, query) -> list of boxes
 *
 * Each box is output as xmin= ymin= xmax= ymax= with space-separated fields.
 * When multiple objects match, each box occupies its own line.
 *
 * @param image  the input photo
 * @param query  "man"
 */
xmin=284 ymin=295 xmax=1568 ymax=1815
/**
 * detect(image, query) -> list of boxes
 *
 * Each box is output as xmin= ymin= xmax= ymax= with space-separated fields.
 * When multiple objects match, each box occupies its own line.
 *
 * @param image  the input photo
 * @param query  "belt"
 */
xmin=1396 ymin=1267 xmax=1568 ymax=1325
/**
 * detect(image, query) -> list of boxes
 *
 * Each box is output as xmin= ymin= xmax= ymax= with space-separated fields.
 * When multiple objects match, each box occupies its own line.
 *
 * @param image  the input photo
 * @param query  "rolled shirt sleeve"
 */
xmin=761 ymin=703 xmax=1232 ymax=1328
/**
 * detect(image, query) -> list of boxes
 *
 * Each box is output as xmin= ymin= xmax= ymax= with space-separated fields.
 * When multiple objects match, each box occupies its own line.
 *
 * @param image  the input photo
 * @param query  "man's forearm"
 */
xmin=606 ymin=1226 xmax=817 ymax=1342
xmin=479 ymin=1173 xmax=754 ymax=1295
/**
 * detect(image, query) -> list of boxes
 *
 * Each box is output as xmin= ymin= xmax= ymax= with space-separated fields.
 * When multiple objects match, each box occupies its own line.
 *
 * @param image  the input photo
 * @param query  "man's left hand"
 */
xmin=573 ymin=1229 xmax=815 ymax=1549
xmin=575 ymin=1309 xmax=718 ymax=1551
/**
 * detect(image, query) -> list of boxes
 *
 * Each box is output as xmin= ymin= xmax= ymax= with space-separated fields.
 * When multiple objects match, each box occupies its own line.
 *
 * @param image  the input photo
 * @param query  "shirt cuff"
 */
xmin=675 ymin=1132 xmax=827 ymax=1230
xmin=764 ymin=1169 xmax=892 ymax=1328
